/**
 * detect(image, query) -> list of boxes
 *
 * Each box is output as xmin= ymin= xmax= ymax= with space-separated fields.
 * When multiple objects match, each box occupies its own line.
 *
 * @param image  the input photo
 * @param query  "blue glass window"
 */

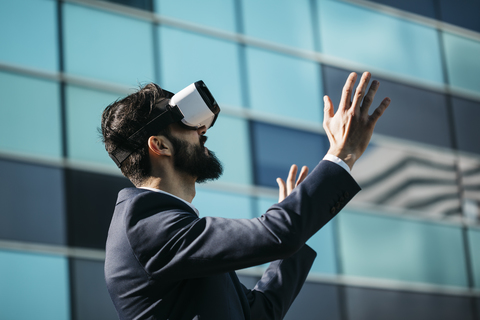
xmin=468 ymin=228 xmax=480 ymax=289
xmin=242 ymin=0 xmax=315 ymax=50
xmin=154 ymin=0 xmax=237 ymax=32
xmin=285 ymin=283 xmax=341 ymax=320
xmin=443 ymin=32 xmax=480 ymax=94
xmin=0 ymin=72 xmax=62 ymax=158
xmin=439 ymin=0 xmax=480 ymax=33
xmin=345 ymin=286 xmax=474 ymax=320
xmin=317 ymin=0 xmax=444 ymax=84
xmin=306 ymin=219 xmax=338 ymax=275
xmin=246 ymin=47 xmax=323 ymax=123
xmin=366 ymin=0 xmax=436 ymax=19
xmin=205 ymin=115 xmax=252 ymax=185
xmin=193 ymin=189 xmax=253 ymax=219
xmin=251 ymin=121 xmax=329 ymax=187
xmin=323 ymin=66 xmax=452 ymax=149
xmin=0 ymin=251 xmax=70 ymax=320
xmin=0 ymin=0 xmax=58 ymax=72
xmin=452 ymin=97 xmax=480 ymax=155
xmin=63 ymin=3 xmax=155 ymax=86
xmin=0 ymin=159 xmax=66 ymax=245
xmin=158 ymin=26 xmax=243 ymax=108
xmin=71 ymin=259 xmax=117 ymax=320
xmin=338 ymin=210 xmax=468 ymax=287
xmin=104 ymin=0 xmax=153 ymax=11
xmin=66 ymin=169 xmax=132 ymax=249
xmin=66 ymin=85 xmax=121 ymax=165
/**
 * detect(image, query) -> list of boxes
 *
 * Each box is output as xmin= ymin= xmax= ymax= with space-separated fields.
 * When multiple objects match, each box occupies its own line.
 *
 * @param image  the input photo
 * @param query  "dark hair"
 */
xmin=100 ymin=83 xmax=173 ymax=186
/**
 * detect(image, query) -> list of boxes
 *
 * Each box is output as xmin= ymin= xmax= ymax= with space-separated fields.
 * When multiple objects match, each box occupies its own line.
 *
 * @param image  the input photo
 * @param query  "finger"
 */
xmin=276 ymin=178 xmax=286 ymax=202
xmin=323 ymin=95 xmax=334 ymax=120
xmin=351 ymin=72 xmax=371 ymax=115
xmin=339 ymin=72 xmax=357 ymax=111
xmin=286 ymin=164 xmax=298 ymax=195
xmin=295 ymin=166 xmax=309 ymax=187
xmin=360 ymin=79 xmax=379 ymax=116
xmin=369 ymin=97 xmax=391 ymax=125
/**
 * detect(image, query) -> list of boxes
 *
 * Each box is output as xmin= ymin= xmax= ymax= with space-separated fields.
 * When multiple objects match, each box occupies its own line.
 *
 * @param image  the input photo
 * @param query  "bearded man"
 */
xmin=101 ymin=72 xmax=390 ymax=320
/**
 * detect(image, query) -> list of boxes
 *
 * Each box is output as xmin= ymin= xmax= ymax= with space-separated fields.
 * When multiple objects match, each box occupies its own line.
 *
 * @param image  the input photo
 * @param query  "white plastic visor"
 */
xmin=169 ymin=81 xmax=220 ymax=129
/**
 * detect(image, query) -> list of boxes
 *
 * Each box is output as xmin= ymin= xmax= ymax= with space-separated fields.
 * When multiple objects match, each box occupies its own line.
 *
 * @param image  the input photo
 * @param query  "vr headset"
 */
xmin=109 ymin=80 xmax=220 ymax=167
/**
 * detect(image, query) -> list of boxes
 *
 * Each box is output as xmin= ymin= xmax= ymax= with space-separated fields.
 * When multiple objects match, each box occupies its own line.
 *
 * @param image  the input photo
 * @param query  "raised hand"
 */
xmin=276 ymin=164 xmax=309 ymax=202
xmin=323 ymin=72 xmax=390 ymax=170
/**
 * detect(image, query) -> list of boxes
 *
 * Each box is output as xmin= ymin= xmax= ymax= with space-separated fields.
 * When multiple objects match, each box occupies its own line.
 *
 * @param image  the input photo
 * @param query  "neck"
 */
xmin=140 ymin=171 xmax=196 ymax=203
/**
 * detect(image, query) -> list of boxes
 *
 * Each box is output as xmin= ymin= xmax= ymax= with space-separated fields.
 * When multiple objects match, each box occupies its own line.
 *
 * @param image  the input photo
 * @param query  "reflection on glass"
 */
xmin=459 ymin=156 xmax=480 ymax=224
xmin=351 ymin=143 xmax=461 ymax=220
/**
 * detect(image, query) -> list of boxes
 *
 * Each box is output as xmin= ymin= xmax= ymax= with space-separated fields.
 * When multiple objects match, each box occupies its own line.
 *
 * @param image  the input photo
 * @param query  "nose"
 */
xmin=197 ymin=125 xmax=207 ymax=136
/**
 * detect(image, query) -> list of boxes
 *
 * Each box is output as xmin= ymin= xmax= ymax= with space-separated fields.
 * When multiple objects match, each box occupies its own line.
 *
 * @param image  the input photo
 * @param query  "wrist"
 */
xmin=327 ymin=149 xmax=356 ymax=170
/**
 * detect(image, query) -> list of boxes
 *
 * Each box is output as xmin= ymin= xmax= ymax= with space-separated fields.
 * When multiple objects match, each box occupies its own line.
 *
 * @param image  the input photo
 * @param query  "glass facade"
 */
xmin=246 ymin=47 xmax=323 ymax=122
xmin=1 ymin=0 xmax=479 ymax=319
xmin=0 ymin=72 xmax=62 ymax=158
xmin=0 ymin=250 xmax=70 ymax=320
xmin=317 ymin=0 xmax=444 ymax=83
xmin=158 ymin=26 xmax=243 ymax=107
xmin=63 ymin=3 xmax=155 ymax=86
xmin=0 ymin=0 xmax=59 ymax=72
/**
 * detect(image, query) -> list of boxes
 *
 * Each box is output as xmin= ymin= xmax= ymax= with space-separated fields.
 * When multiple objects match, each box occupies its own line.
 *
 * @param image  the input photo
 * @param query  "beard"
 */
xmin=169 ymin=134 xmax=223 ymax=183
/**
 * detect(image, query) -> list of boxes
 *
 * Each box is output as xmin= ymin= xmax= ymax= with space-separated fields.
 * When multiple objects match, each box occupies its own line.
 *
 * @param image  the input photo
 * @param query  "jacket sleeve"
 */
xmin=241 ymin=245 xmax=317 ymax=320
xmin=124 ymin=160 xmax=360 ymax=281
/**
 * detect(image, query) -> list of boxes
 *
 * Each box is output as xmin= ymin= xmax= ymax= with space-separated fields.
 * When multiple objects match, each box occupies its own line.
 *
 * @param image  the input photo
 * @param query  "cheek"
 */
xmin=183 ymin=131 xmax=200 ymax=144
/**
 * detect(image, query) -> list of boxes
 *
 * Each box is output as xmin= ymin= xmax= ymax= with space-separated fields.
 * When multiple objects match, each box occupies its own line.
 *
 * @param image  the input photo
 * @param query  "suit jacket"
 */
xmin=105 ymin=160 xmax=360 ymax=319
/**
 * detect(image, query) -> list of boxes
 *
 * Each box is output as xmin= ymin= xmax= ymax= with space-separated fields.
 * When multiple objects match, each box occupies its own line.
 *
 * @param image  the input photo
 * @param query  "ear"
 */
xmin=148 ymin=136 xmax=172 ymax=157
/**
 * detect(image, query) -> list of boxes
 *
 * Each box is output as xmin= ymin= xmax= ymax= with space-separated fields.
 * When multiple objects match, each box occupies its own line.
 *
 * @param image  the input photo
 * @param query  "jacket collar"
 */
xmin=116 ymin=187 xmax=199 ymax=216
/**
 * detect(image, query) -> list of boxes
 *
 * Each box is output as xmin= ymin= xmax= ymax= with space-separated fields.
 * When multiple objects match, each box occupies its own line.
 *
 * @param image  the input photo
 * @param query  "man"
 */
xmin=101 ymin=72 xmax=390 ymax=319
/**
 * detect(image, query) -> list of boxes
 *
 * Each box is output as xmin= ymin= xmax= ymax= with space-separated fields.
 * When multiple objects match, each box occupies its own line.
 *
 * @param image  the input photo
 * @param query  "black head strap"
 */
xmin=109 ymin=99 xmax=184 ymax=167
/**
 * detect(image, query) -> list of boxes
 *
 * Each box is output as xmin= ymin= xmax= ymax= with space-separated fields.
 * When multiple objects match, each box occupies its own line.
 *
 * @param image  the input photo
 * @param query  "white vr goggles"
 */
xmin=171 ymin=81 xmax=220 ymax=129
xmin=109 ymin=80 xmax=220 ymax=167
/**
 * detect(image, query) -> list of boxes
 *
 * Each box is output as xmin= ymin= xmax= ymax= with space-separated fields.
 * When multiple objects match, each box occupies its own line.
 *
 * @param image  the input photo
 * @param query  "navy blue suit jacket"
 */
xmin=105 ymin=160 xmax=360 ymax=319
